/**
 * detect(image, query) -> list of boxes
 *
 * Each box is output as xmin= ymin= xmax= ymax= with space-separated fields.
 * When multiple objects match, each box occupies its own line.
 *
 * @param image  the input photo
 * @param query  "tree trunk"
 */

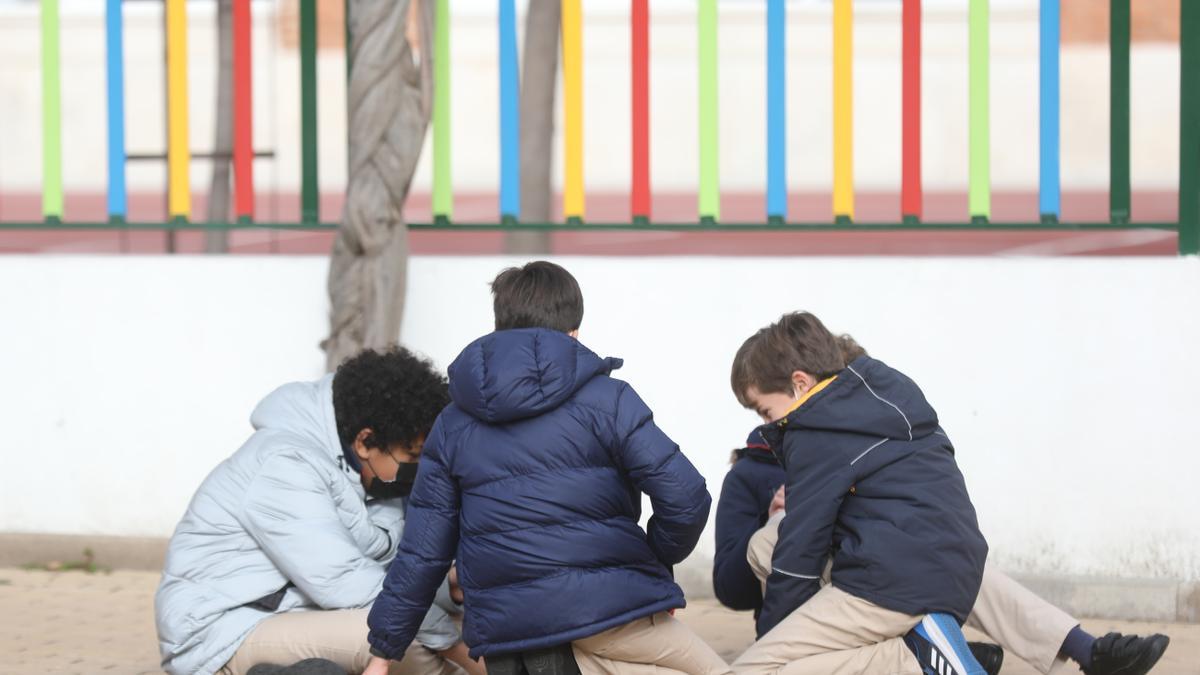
xmin=323 ymin=0 xmax=431 ymax=371
xmin=506 ymin=0 xmax=560 ymax=254
xmin=206 ymin=0 xmax=233 ymax=253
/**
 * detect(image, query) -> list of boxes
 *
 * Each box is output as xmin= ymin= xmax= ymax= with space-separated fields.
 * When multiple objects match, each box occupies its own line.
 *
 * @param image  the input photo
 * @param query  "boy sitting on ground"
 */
xmin=155 ymin=348 xmax=477 ymax=675
xmin=729 ymin=311 xmax=989 ymax=675
xmin=745 ymin=499 xmax=1171 ymax=675
xmin=716 ymin=427 xmax=1170 ymax=675
xmin=364 ymin=261 xmax=730 ymax=675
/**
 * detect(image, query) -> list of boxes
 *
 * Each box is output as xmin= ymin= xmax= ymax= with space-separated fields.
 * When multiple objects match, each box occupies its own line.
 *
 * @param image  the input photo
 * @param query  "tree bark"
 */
xmin=507 ymin=0 xmax=560 ymax=254
xmin=323 ymin=0 xmax=432 ymax=371
xmin=206 ymin=0 xmax=233 ymax=253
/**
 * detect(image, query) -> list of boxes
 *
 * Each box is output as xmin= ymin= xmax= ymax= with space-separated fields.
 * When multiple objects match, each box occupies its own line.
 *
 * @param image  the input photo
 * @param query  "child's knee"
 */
xmin=746 ymin=513 xmax=784 ymax=582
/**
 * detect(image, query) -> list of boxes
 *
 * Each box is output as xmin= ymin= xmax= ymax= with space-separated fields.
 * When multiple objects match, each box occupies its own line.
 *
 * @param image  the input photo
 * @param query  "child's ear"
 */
xmin=791 ymin=370 xmax=818 ymax=395
xmin=353 ymin=428 xmax=375 ymax=460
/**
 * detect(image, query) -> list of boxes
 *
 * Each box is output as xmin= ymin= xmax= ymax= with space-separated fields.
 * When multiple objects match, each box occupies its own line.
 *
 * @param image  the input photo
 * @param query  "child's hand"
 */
xmin=363 ymin=656 xmax=391 ymax=675
xmin=438 ymin=641 xmax=486 ymax=675
xmin=449 ymin=564 xmax=464 ymax=604
xmin=768 ymin=485 xmax=786 ymax=517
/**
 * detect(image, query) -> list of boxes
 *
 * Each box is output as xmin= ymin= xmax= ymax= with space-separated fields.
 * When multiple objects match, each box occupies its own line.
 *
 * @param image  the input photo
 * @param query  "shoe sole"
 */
xmin=1131 ymin=635 xmax=1170 ymax=674
xmin=916 ymin=613 xmax=986 ymax=675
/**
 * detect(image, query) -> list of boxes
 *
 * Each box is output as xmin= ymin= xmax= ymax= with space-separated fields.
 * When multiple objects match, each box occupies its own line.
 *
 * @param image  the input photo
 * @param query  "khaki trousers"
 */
xmin=571 ymin=611 xmax=733 ymax=675
xmin=732 ymin=584 xmax=923 ymax=675
xmin=219 ymin=608 xmax=463 ymax=675
xmin=745 ymin=514 xmax=1079 ymax=675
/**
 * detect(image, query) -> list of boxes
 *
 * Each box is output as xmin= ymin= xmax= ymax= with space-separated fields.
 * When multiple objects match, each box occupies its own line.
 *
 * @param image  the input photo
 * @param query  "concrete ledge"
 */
xmin=0 ymin=532 xmax=166 ymax=571
xmin=4 ymin=533 xmax=1196 ymax=623
xmin=1010 ymin=573 xmax=1200 ymax=625
xmin=676 ymin=558 xmax=1200 ymax=624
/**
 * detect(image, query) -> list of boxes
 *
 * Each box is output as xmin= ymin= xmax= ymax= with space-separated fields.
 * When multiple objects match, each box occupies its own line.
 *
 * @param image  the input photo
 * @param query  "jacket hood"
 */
xmin=781 ymin=356 xmax=940 ymax=442
xmin=736 ymin=445 xmax=781 ymax=466
xmin=736 ymin=429 xmax=780 ymax=465
xmin=448 ymin=328 xmax=620 ymax=423
xmin=249 ymin=374 xmax=346 ymax=467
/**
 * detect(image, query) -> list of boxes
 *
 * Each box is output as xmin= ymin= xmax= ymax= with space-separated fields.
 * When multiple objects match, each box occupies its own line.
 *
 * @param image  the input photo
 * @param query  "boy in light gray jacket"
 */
xmin=155 ymin=348 xmax=480 ymax=675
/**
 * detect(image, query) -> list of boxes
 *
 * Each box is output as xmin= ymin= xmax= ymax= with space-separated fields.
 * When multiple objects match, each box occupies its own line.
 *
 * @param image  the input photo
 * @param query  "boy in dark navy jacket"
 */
xmin=365 ymin=262 xmax=731 ymax=675
xmin=728 ymin=312 xmax=989 ymax=675
xmin=712 ymin=430 xmax=783 ymax=618
xmin=718 ymin=429 xmax=1170 ymax=675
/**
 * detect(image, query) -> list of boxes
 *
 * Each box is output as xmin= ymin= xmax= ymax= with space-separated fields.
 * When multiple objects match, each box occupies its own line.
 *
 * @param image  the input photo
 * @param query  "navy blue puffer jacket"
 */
xmin=368 ymin=329 xmax=711 ymax=660
xmin=712 ymin=434 xmax=785 ymax=616
xmin=757 ymin=356 xmax=987 ymax=638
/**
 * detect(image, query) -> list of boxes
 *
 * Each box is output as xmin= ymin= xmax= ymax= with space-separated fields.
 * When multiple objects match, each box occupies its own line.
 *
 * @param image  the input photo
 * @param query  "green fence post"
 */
xmin=1110 ymin=0 xmax=1130 ymax=224
xmin=968 ymin=0 xmax=990 ymax=222
xmin=1181 ymin=0 xmax=1200 ymax=255
xmin=300 ymin=0 xmax=318 ymax=223
xmin=432 ymin=0 xmax=452 ymax=224
xmin=698 ymin=0 xmax=720 ymax=223
xmin=41 ymin=0 xmax=62 ymax=221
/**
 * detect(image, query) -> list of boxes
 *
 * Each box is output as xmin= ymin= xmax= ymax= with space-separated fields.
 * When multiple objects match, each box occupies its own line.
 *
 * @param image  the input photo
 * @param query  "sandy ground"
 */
xmin=1 ymin=567 xmax=1196 ymax=675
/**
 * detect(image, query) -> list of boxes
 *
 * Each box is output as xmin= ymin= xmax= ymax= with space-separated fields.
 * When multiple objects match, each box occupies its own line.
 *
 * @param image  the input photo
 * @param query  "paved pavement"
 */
xmin=1 ymin=568 xmax=160 ymax=675
xmin=1 ymin=567 xmax=1196 ymax=674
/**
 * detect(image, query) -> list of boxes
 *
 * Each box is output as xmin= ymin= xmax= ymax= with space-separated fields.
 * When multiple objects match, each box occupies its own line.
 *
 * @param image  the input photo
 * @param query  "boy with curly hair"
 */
xmin=156 ymin=347 xmax=480 ymax=675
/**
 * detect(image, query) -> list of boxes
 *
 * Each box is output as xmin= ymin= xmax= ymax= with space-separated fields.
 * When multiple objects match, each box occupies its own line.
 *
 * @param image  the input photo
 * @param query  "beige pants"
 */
xmin=571 ymin=611 xmax=733 ymax=675
xmin=745 ymin=514 xmax=1079 ymax=675
xmin=732 ymin=584 xmax=924 ymax=675
xmin=219 ymin=608 xmax=463 ymax=675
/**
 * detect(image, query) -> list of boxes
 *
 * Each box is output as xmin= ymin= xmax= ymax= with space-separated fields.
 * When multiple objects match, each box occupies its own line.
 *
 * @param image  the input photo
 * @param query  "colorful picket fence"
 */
xmin=21 ymin=1 xmax=1200 ymax=254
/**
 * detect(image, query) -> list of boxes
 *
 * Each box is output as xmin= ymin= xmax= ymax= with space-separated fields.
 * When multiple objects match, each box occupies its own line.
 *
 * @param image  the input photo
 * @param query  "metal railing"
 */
xmin=7 ymin=0 xmax=1199 ymax=254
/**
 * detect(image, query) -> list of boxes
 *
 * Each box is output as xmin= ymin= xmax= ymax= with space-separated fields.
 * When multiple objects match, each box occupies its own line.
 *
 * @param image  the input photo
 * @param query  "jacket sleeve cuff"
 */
xmin=367 ymin=633 xmax=405 ymax=661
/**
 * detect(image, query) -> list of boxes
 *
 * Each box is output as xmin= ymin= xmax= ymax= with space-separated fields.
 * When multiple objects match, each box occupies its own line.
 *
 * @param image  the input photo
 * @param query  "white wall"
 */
xmin=1 ymin=255 xmax=1198 ymax=583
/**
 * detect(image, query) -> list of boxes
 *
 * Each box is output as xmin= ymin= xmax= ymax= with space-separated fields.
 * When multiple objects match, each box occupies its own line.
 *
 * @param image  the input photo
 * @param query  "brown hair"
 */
xmin=491 ymin=261 xmax=584 ymax=333
xmin=730 ymin=312 xmax=867 ymax=407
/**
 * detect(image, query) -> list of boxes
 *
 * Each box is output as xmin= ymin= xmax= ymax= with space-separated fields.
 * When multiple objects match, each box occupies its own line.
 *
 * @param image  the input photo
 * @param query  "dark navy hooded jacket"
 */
xmin=712 ymin=431 xmax=785 ymax=615
xmin=756 ymin=356 xmax=987 ymax=638
xmin=367 ymin=329 xmax=712 ymax=660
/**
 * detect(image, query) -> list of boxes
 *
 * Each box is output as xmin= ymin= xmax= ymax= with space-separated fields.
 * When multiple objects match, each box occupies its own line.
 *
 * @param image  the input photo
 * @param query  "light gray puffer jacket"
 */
xmin=155 ymin=375 xmax=460 ymax=675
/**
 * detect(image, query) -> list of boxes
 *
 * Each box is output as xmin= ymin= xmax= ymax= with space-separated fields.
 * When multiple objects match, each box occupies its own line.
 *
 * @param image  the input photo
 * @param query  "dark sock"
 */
xmin=1061 ymin=625 xmax=1097 ymax=668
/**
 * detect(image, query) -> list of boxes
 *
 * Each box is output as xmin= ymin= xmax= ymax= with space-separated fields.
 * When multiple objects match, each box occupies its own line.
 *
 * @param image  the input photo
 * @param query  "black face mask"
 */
xmin=365 ymin=455 xmax=420 ymax=500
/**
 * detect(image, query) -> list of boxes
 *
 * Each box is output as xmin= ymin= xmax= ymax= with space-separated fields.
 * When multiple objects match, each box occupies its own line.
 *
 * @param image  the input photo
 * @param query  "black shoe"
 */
xmin=968 ymin=642 xmax=1004 ymax=675
xmin=1084 ymin=632 xmax=1170 ymax=675
xmin=246 ymin=659 xmax=347 ymax=675
xmin=486 ymin=646 xmax=580 ymax=675
xmin=485 ymin=653 xmax=525 ymax=675
xmin=522 ymin=645 xmax=581 ymax=675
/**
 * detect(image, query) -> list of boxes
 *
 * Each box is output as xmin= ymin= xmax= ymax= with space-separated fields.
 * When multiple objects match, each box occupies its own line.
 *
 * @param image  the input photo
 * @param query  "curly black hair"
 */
xmin=331 ymin=346 xmax=450 ymax=450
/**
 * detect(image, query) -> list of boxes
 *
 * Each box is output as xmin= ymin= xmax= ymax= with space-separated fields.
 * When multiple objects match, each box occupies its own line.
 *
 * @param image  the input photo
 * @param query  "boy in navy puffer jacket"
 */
xmin=720 ymin=424 xmax=1171 ymax=675
xmin=365 ymin=261 xmax=731 ymax=675
xmin=728 ymin=311 xmax=989 ymax=675
xmin=712 ymin=429 xmax=783 ymax=618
